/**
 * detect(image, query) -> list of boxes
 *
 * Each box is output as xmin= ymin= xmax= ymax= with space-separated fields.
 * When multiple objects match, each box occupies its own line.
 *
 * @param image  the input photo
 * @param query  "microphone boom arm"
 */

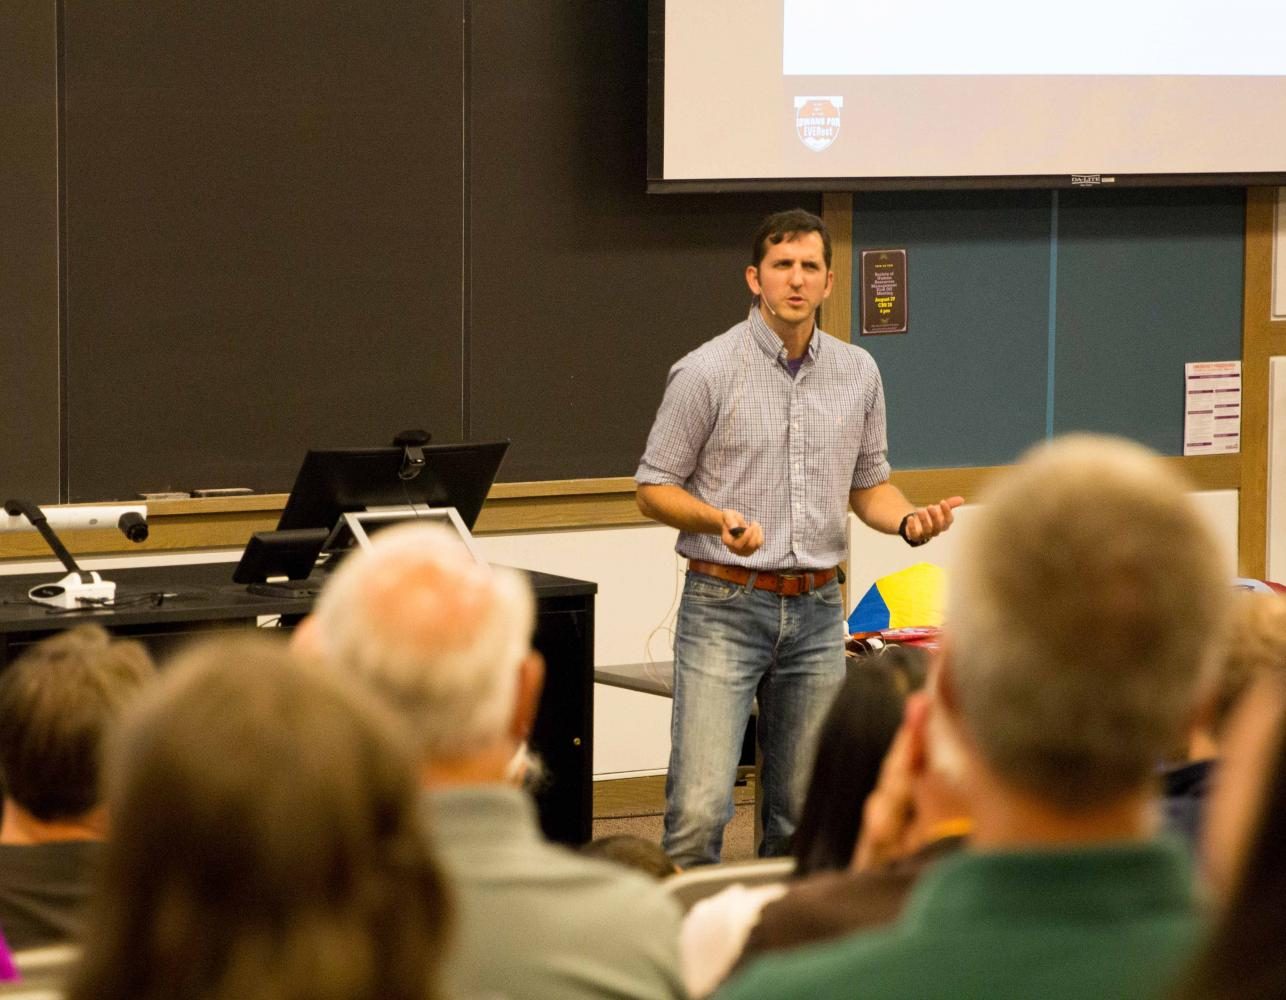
xmin=2 ymin=499 xmax=149 ymax=609
xmin=2 ymin=500 xmax=89 ymax=582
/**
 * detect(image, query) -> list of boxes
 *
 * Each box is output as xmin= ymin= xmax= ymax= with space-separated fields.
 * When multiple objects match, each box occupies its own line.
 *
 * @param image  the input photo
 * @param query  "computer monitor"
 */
xmin=275 ymin=440 xmax=509 ymax=533
xmin=231 ymin=528 xmax=331 ymax=597
xmin=233 ymin=528 xmax=330 ymax=584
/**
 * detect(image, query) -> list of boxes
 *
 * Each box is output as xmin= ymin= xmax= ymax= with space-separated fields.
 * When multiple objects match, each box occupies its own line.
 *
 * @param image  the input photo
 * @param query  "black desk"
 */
xmin=0 ymin=561 xmax=596 ymax=845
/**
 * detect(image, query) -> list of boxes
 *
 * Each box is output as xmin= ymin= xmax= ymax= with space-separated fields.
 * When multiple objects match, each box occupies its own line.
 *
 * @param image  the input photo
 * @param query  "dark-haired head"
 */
xmin=580 ymin=835 xmax=678 ymax=881
xmin=791 ymin=647 xmax=929 ymax=876
xmin=751 ymin=209 xmax=832 ymax=270
xmin=1176 ymin=674 xmax=1286 ymax=1000
xmin=0 ymin=624 xmax=154 ymax=824
xmin=68 ymin=636 xmax=451 ymax=1000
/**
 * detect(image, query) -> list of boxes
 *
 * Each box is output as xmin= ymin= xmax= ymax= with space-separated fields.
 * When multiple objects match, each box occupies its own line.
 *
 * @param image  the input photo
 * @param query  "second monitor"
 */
xmin=275 ymin=440 xmax=510 ymax=535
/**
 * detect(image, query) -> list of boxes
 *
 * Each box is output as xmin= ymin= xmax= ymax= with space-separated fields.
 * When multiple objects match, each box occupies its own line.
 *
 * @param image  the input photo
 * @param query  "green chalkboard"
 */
xmin=1053 ymin=188 xmax=1245 ymax=451
xmin=850 ymin=188 xmax=1245 ymax=469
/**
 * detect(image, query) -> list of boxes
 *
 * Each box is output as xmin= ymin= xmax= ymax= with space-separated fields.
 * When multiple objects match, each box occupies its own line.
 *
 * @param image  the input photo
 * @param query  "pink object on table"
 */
xmin=0 ymin=929 xmax=18 ymax=982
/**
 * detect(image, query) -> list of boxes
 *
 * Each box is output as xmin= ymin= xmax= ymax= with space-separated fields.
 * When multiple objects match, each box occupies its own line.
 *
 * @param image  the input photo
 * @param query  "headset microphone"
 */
xmin=753 ymin=272 xmax=780 ymax=318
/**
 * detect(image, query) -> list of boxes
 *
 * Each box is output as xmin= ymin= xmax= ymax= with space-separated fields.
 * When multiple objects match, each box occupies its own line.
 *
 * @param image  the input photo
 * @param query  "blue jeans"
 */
xmin=662 ymin=570 xmax=847 ymax=867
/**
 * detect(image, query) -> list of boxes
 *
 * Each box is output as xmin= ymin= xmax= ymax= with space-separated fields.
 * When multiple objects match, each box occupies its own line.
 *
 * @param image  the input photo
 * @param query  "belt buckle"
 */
xmin=777 ymin=572 xmax=803 ymax=596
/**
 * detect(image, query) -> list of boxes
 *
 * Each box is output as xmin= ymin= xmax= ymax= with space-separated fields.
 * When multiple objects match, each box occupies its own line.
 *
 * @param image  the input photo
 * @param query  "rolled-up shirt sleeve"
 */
xmin=636 ymin=361 xmax=716 ymax=487
xmin=851 ymin=360 xmax=892 ymax=489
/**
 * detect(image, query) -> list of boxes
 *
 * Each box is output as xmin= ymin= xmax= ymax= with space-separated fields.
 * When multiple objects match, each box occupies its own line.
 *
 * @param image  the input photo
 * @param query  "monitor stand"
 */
xmin=324 ymin=505 xmax=485 ymax=562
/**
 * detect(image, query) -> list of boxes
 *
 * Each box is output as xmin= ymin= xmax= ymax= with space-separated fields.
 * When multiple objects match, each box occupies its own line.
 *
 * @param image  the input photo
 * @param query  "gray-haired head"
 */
xmin=312 ymin=523 xmax=535 ymax=759
xmin=946 ymin=434 xmax=1230 ymax=810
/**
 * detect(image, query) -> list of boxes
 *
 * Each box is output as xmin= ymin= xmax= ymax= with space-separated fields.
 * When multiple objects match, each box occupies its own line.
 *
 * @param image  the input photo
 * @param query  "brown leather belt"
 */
xmin=688 ymin=560 xmax=838 ymax=597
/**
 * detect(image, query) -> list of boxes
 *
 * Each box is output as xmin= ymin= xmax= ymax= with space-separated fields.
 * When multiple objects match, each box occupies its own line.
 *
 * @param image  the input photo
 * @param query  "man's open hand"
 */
xmin=902 ymin=496 xmax=964 ymax=544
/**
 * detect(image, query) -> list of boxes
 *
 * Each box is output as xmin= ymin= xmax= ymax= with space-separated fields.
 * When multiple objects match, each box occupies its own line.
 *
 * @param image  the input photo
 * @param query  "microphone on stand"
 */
xmin=2 ymin=499 xmax=153 ymax=608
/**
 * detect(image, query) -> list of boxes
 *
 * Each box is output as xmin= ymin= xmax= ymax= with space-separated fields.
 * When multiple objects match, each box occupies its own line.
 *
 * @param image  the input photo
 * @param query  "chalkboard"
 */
xmin=1 ymin=0 xmax=816 ymax=501
xmin=61 ymin=1 xmax=465 ymax=501
xmin=466 ymin=1 xmax=819 ymax=482
xmin=7 ymin=1 xmax=1248 ymax=502
xmin=0 ymin=4 xmax=59 ymax=501
xmin=1053 ymin=187 xmax=1245 ymax=450
xmin=851 ymin=187 xmax=1245 ymax=469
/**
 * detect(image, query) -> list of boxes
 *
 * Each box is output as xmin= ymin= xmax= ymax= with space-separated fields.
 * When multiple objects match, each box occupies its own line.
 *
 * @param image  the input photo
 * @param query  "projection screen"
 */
xmin=650 ymin=0 xmax=1286 ymax=190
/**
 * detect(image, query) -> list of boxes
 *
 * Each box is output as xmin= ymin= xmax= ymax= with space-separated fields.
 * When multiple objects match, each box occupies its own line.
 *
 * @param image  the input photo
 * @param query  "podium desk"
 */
xmin=0 ymin=561 xmax=596 ymax=845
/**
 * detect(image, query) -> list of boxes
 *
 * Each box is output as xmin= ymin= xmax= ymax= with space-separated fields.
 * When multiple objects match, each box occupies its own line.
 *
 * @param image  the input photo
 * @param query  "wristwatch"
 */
xmin=898 ymin=512 xmax=929 ymax=547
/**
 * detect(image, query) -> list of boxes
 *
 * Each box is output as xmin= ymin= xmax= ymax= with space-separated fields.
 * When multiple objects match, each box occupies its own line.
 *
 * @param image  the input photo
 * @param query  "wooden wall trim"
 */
xmin=1240 ymin=187 xmax=1284 ymax=578
xmin=889 ymin=455 xmax=1240 ymax=509
xmin=821 ymin=192 xmax=854 ymax=341
xmin=488 ymin=478 xmax=637 ymax=499
xmin=143 ymin=495 xmax=289 ymax=516
xmin=0 ymin=456 xmax=1241 ymax=561
xmin=0 ymin=509 xmax=285 ymax=560
xmin=130 ymin=474 xmax=642 ymax=515
xmin=474 ymin=491 xmax=645 ymax=534
xmin=1166 ymin=453 xmax=1249 ymax=493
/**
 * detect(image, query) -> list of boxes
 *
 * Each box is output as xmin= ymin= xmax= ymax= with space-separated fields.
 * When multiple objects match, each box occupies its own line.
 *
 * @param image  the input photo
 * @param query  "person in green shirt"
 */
xmin=719 ymin=434 xmax=1232 ymax=1000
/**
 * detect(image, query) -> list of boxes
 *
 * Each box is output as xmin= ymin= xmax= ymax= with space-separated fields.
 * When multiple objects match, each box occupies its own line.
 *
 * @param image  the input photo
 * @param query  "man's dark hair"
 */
xmin=1175 ymin=677 xmax=1286 ymax=1000
xmin=751 ymin=209 xmax=832 ymax=270
xmin=69 ymin=636 xmax=451 ymax=1000
xmin=0 ymin=625 xmax=155 ymax=822
xmin=791 ymin=647 xmax=928 ymax=876
xmin=580 ymin=835 xmax=678 ymax=880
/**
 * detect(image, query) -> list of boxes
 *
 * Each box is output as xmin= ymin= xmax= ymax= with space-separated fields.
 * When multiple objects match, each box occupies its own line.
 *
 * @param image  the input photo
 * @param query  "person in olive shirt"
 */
xmin=718 ymin=435 xmax=1231 ymax=1000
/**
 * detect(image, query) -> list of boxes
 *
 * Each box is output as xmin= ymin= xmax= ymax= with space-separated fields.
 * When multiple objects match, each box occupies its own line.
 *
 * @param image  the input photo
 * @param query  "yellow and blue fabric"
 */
xmin=848 ymin=562 xmax=946 ymax=633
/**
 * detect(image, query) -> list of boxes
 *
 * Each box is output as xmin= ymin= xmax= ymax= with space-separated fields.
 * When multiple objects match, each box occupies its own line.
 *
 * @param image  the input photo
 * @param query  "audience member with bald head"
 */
xmin=311 ymin=524 xmax=685 ymax=1000
xmin=720 ymin=434 xmax=1231 ymax=1000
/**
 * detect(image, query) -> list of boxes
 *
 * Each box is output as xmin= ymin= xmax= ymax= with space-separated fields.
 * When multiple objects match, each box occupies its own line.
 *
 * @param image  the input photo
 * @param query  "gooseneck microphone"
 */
xmin=2 ymin=500 xmax=151 ymax=608
xmin=3 ymin=500 xmax=87 ymax=582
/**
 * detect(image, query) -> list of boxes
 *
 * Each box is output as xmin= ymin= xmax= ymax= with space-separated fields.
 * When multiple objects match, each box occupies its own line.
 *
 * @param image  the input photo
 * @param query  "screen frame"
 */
xmin=646 ymin=0 xmax=1286 ymax=193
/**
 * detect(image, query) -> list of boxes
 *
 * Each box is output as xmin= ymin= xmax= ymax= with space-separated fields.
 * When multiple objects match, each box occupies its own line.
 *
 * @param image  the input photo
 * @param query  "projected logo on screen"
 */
xmin=794 ymin=96 xmax=843 ymax=153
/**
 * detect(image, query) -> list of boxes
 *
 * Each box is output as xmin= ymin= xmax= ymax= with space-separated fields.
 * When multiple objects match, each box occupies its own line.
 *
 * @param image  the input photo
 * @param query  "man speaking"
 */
xmin=636 ymin=209 xmax=960 ymax=868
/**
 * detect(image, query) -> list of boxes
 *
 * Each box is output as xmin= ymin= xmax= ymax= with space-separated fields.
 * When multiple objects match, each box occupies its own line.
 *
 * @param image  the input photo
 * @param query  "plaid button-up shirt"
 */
xmin=636 ymin=308 xmax=890 ymax=570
